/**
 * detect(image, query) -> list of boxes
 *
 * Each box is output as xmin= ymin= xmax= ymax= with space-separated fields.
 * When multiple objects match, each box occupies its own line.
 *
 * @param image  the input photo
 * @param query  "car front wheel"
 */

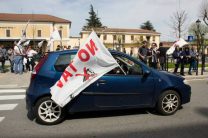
xmin=35 ymin=96 xmax=66 ymax=125
xmin=156 ymin=90 xmax=181 ymax=115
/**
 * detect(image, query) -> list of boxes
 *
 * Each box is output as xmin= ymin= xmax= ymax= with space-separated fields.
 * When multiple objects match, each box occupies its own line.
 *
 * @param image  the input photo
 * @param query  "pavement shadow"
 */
xmin=195 ymin=107 xmax=208 ymax=118
xmin=66 ymin=108 xmax=149 ymax=120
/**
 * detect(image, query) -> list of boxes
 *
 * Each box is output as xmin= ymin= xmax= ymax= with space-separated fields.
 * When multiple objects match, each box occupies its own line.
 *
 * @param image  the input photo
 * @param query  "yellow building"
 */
xmin=0 ymin=13 xmax=161 ymax=55
xmin=69 ymin=28 xmax=161 ymax=57
xmin=0 ymin=13 xmax=71 ymax=51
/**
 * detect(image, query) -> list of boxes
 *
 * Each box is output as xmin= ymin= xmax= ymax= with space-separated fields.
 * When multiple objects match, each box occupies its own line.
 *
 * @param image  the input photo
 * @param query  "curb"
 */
xmin=184 ymin=75 xmax=208 ymax=80
xmin=0 ymin=84 xmax=28 ymax=89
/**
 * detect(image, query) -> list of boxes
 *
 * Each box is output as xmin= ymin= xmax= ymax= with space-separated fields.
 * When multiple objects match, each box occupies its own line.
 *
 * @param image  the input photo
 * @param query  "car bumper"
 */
xmin=181 ymin=84 xmax=191 ymax=104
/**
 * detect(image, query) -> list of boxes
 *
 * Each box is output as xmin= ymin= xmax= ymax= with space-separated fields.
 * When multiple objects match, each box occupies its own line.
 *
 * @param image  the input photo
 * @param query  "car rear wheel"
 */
xmin=35 ymin=96 xmax=66 ymax=125
xmin=156 ymin=90 xmax=181 ymax=115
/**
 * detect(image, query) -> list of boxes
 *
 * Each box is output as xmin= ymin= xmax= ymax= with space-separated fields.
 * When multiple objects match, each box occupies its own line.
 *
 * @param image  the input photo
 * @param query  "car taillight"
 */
xmin=31 ymin=54 xmax=48 ymax=81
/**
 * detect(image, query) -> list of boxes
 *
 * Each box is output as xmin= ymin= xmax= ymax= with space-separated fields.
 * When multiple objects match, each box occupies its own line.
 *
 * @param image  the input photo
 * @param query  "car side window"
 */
xmin=107 ymin=55 xmax=143 ymax=75
xmin=54 ymin=53 xmax=75 ymax=72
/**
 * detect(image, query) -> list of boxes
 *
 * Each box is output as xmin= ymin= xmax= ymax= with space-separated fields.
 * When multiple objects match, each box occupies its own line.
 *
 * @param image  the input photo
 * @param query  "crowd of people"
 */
xmin=0 ymin=43 xmax=38 ymax=74
xmin=0 ymin=41 xmax=201 ymax=76
xmin=138 ymin=41 xmax=167 ymax=71
xmin=137 ymin=41 xmax=199 ymax=76
xmin=172 ymin=45 xmax=198 ymax=76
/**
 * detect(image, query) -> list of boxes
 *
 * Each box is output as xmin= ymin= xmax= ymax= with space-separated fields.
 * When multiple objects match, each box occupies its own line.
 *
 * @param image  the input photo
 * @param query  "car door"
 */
xmin=92 ymin=54 xmax=155 ymax=108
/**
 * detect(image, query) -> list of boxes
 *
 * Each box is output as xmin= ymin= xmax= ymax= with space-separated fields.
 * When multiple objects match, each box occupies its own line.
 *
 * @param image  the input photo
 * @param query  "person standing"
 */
xmin=56 ymin=45 xmax=61 ymax=51
xmin=0 ymin=45 xmax=7 ymax=73
xmin=149 ymin=43 xmax=159 ymax=69
xmin=13 ymin=44 xmax=24 ymax=74
xmin=130 ymin=47 xmax=133 ymax=56
xmin=123 ymin=48 xmax=126 ymax=54
xmin=157 ymin=42 xmax=167 ymax=70
xmin=138 ymin=41 xmax=149 ymax=64
xmin=7 ymin=47 xmax=14 ymax=73
xmin=26 ymin=46 xmax=37 ymax=71
xmin=172 ymin=45 xmax=183 ymax=75
xmin=181 ymin=46 xmax=191 ymax=75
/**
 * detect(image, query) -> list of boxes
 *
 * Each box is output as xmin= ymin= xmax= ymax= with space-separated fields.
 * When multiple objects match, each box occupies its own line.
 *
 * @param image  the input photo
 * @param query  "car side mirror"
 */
xmin=143 ymin=70 xmax=150 ymax=77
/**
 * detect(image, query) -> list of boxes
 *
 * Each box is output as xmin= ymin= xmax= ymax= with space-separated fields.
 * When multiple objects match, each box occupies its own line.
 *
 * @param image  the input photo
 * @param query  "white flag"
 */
xmin=23 ymin=40 xmax=30 ymax=46
xmin=47 ymin=28 xmax=61 ymax=51
xmin=17 ymin=20 xmax=30 ymax=46
xmin=38 ymin=40 xmax=44 ymax=48
xmin=51 ymin=31 xmax=119 ymax=107
xmin=50 ymin=28 xmax=61 ymax=40
xmin=166 ymin=38 xmax=188 ymax=55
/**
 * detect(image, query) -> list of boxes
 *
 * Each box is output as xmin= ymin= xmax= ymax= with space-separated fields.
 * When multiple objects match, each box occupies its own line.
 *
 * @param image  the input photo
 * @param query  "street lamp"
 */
xmin=196 ymin=19 xmax=205 ymax=75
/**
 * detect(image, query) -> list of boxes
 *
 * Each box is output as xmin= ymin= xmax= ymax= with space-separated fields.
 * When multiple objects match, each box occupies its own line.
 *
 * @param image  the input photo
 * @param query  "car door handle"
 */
xmin=98 ymin=80 xmax=106 ymax=85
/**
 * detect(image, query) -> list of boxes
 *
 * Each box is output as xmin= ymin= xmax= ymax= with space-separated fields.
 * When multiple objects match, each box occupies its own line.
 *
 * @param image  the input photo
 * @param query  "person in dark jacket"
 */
xmin=157 ymin=42 xmax=167 ymax=70
xmin=181 ymin=46 xmax=191 ymax=75
xmin=189 ymin=46 xmax=198 ymax=73
xmin=149 ymin=43 xmax=159 ymax=69
xmin=0 ymin=45 xmax=7 ymax=73
xmin=138 ymin=41 xmax=149 ymax=64
xmin=172 ymin=45 xmax=185 ymax=75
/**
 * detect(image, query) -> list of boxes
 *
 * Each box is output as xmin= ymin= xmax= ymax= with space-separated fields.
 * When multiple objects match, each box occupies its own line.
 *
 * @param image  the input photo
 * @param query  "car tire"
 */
xmin=156 ymin=90 xmax=181 ymax=115
xmin=35 ymin=96 xmax=66 ymax=125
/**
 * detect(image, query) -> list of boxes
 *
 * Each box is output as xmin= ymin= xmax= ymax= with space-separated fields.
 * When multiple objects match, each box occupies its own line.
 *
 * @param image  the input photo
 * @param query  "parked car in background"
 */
xmin=26 ymin=50 xmax=191 ymax=125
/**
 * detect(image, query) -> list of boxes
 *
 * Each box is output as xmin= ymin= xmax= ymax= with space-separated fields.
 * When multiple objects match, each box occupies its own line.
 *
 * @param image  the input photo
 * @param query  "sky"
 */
xmin=0 ymin=0 xmax=204 ymax=41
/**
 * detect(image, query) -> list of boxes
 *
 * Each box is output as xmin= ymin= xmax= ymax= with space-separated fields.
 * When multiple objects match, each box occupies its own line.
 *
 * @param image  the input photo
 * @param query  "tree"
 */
xmin=200 ymin=0 xmax=208 ymax=26
xmin=83 ymin=4 xmax=103 ymax=30
xmin=170 ymin=10 xmax=187 ymax=38
xmin=188 ymin=23 xmax=208 ymax=51
xmin=140 ymin=21 xmax=155 ymax=31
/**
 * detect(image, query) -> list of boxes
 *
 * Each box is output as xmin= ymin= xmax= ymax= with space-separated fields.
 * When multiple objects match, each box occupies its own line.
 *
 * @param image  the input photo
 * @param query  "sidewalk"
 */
xmin=0 ymin=72 xmax=31 ymax=88
xmin=168 ymin=67 xmax=208 ymax=80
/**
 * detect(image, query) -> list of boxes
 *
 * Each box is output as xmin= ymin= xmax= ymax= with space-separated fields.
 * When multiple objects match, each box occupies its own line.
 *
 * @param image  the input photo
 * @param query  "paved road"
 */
xmin=0 ymin=80 xmax=208 ymax=138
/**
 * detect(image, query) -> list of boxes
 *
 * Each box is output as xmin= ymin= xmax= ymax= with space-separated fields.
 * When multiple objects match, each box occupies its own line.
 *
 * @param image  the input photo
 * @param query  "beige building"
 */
xmin=0 ymin=13 xmax=71 ymax=51
xmin=0 ymin=13 xmax=161 ymax=54
xmin=69 ymin=28 xmax=160 ymax=57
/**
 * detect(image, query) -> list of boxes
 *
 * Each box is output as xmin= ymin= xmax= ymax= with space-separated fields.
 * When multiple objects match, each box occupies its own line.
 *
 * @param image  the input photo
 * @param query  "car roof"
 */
xmin=48 ymin=49 xmax=123 ymax=55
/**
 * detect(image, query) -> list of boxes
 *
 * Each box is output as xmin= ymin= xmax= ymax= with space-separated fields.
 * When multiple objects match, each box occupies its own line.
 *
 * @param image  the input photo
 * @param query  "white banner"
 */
xmin=47 ymin=28 xmax=61 ymax=51
xmin=51 ymin=31 xmax=119 ymax=107
xmin=23 ymin=40 xmax=30 ymax=46
xmin=166 ymin=38 xmax=188 ymax=55
xmin=38 ymin=40 xmax=44 ymax=48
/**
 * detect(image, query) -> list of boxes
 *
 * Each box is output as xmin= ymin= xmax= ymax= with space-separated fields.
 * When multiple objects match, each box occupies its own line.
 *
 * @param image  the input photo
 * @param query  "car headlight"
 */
xmin=183 ymin=79 xmax=189 ymax=85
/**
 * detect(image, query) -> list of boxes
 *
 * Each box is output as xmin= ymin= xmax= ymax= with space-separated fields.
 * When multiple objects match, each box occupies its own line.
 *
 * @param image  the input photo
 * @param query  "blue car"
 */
xmin=26 ymin=50 xmax=191 ymax=125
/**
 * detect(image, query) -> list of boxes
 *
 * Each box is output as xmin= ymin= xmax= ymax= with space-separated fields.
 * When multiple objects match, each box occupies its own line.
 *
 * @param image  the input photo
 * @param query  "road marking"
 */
xmin=0 ymin=95 xmax=25 ymax=100
xmin=0 ymin=104 xmax=18 ymax=111
xmin=0 ymin=89 xmax=26 ymax=93
xmin=0 ymin=84 xmax=18 ymax=89
xmin=0 ymin=117 xmax=5 ymax=122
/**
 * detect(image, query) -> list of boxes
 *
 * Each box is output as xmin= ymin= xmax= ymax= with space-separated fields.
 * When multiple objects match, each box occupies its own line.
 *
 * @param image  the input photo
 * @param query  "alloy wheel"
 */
xmin=38 ymin=100 xmax=62 ymax=123
xmin=162 ymin=94 xmax=179 ymax=114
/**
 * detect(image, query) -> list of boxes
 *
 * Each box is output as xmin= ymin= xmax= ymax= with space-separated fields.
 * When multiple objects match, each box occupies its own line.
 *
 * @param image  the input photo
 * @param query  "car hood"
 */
xmin=158 ymin=70 xmax=185 ymax=81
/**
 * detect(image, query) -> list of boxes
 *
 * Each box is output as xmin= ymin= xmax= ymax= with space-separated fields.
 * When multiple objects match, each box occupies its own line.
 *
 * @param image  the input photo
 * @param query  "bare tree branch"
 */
xmin=169 ymin=10 xmax=188 ymax=38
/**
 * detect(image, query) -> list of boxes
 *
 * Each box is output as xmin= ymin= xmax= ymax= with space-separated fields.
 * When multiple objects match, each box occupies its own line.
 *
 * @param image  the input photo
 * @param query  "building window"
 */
xmin=122 ymin=35 xmax=125 ymax=43
xmin=59 ymin=30 xmax=62 ymax=38
xmin=37 ymin=30 xmax=42 ymax=37
xmin=103 ymin=34 xmax=107 ymax=40
xmin=140 ymin=36 xmax=143 ymax=41
xmin=113 ymin=35 xmax=116 ymax=40
xmin=6 ymin=30 xmax=10 ymax=37
xmin=97 ymin=34 xmax=101 ymax=38
xmin=131 ymin=35 xmax=134 ymax=41
xmin=153 ymin=36 xmax=155 ymax=41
